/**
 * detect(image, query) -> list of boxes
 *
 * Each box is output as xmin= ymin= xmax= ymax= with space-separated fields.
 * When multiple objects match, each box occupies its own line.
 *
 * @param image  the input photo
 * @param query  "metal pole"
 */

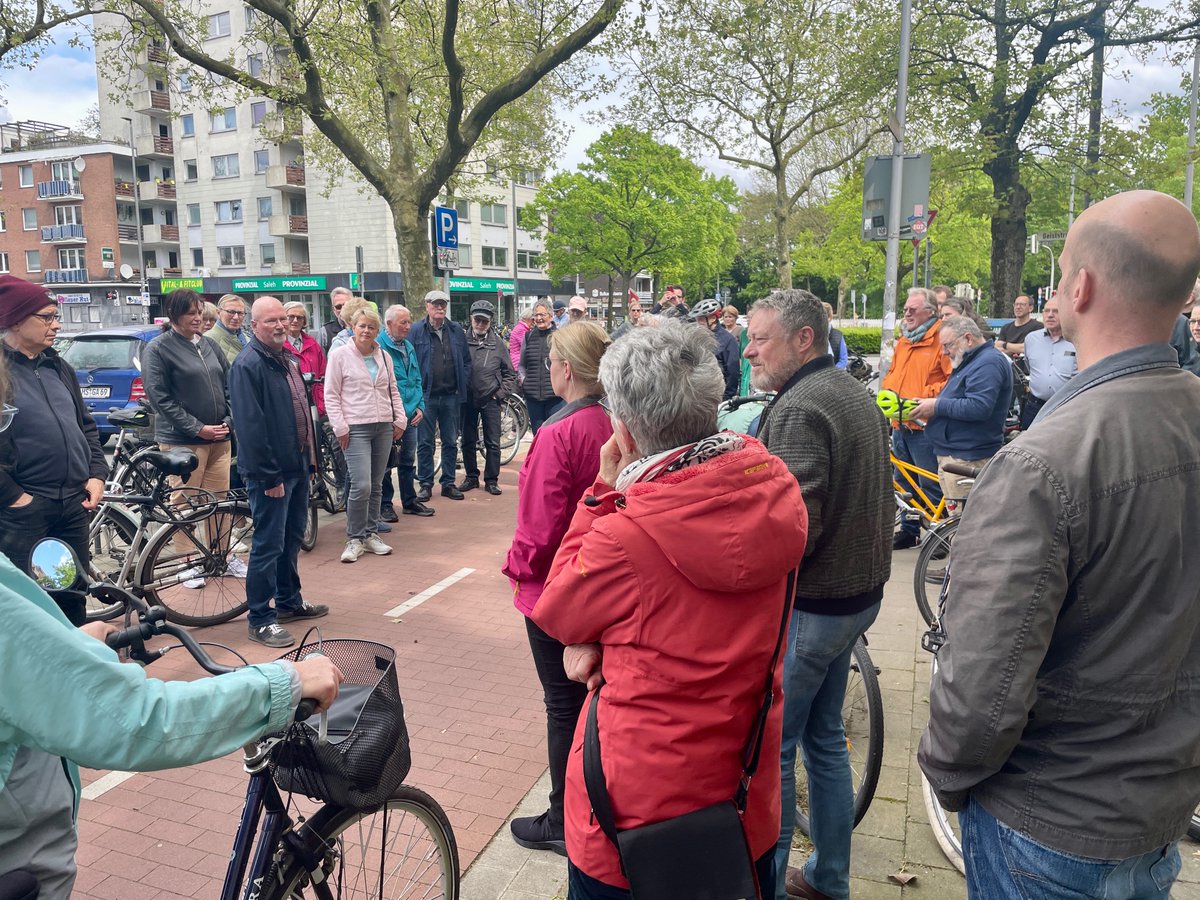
xmin=912 ymin=241 xmax=919 ymax=289
xmin=924 ymin=237 xmax=932 ymax=288
xmin=1186 ymin=43 xmax=1200 ymax=209
xmin=879 ymin=0 xmax=913 ymax=378
xmin=1045 ymin=247 xmax=1056 ymax=296
xmin=124 ymin=117 xmax=148 ymax=323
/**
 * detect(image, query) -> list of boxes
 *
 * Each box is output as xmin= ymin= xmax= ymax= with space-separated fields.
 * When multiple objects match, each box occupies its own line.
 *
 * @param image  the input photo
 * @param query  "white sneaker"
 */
xmin=178 ymin=565 xmax=206 ymax=589
xmin=341 ymin=539 xmax=364 ymax=563
xmin=225 ymin=555 xmax=249 ymax=578
xmin=231 ymin=539 xmax=251 ymax=555
xmin=363 ymin=534 xmax=392 ymax=556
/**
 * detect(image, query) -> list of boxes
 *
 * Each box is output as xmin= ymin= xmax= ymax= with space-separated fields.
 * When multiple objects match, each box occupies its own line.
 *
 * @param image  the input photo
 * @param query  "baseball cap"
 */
xmin=552 ymin=298 xmax=567 ymax=311
xmin=569 ymin=296 xmax=587 ymax=312
xmin=424 ymin=289 xmax=450 ymax=306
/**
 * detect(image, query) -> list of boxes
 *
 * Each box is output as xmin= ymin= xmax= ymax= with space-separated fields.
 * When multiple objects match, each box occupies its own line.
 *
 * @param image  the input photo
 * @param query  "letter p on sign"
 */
xmin=435 ymin=206 xmax=458 ymax=249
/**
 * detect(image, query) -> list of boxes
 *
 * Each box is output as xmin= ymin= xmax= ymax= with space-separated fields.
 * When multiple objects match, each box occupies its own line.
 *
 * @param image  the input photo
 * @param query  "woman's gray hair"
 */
xmin=599 ymin=318 xmax=724 ymax=454
xmin=940 ymin=314 xmax=982 ymax=340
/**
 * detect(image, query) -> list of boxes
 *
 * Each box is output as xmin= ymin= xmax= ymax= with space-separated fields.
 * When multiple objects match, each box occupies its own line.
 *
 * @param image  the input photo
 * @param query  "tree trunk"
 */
xmin=1082 ymin=16 xmax=1105 ymax=209
xmin=773 ymin=165 xmax=793 ymax=289
xmin=836 ymin=276 xmax=848 ymax=318
xmin=391 ymin=196 xmax=435 ymax=310
xmin=606 ymin=274 xmax=614 ymax=330
xmin=984 ymin=131 xmax=1031 ymax=318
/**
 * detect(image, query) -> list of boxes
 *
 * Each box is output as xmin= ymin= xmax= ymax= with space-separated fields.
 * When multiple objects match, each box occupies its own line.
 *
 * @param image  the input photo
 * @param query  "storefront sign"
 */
xmin=56 ymin=293 xmax=91 ymax=304
xmin=231 ymin=276 xmax=328 ymax=292
xmin=448 ymin=276 xmax=515 ymax=293
xmin=160 ymin=277 xmax=205 ymax=291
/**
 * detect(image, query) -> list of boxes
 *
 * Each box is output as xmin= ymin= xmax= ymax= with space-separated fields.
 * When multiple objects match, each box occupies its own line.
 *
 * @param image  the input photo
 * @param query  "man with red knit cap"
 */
xmin=0 ymin=275 xmax=107 ymax=573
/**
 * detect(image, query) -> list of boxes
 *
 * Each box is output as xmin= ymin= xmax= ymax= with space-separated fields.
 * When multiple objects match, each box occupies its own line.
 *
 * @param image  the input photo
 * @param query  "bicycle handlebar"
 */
xmin=104 ymin=602 xmax=236 ymax=675
xmin=723 ymin=392 xmax=775 ymax=411
xmin=941 ymin=461 xmax=981 ymax=479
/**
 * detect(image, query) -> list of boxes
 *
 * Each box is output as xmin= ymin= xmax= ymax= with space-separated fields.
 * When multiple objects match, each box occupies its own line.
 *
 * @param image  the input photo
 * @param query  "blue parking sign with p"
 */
xmin=435 ymin=206 xmax=458 ymax=249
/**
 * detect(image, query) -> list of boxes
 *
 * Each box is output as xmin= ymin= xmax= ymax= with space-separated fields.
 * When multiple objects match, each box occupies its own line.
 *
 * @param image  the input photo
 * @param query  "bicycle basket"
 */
xmin=268 ymin=639 xmax=410 ymax=810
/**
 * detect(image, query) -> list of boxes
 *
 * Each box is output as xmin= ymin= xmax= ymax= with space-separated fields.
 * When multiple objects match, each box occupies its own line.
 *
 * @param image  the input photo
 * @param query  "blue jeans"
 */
xmin=568 ymin=851 xmax=776 ymax=899
xmin=892 ymin=427 xmax=941 ymax=537
xmin=525 ymin=395 xmax=564 ymax=434
xmin=380 ymin=423 xmax=418 ymax=508
xmin=417 ymin=394 xmax=460 ymax=488
xmin=244 ymin=467 xmax=309 ymax=629
xmin=774 ymin=602 xmax=881 ymax=900
xmin=960 ymin=797 xmax=1181 ymax=900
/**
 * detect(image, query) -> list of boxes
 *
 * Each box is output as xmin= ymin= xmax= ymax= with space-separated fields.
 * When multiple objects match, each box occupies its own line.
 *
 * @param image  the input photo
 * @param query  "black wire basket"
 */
xmin=269 ymin=639 xmax=411 ymax=810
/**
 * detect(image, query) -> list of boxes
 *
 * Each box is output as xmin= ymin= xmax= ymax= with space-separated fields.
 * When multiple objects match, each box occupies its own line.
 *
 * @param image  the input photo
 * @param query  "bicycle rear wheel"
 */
xmin=85 ymin=504 xmax=138 ymax=621
xmin=1189 ymin=806 xmax=1200 ymax=842
xmin=135 ymin=499 xmax=251 ymax=627
xmin=319 ymin=421 xmax=346 ymax=514
xmin=498 ymin=398 xmax=527 ymax=466
xmin=266 ymin=785 xmax=459 ymax=900
xmin=914 ymin=517 xmax=959 ymax=627
xmin=301 ymin=502 xmax=318 ymax=553
xmin=795 ymin=637 xmax=884 ymax=835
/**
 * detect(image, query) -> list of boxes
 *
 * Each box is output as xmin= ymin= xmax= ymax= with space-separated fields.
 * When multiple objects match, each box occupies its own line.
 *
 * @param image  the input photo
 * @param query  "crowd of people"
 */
xmin=2 ymin=188 xmax=1200 ymax=900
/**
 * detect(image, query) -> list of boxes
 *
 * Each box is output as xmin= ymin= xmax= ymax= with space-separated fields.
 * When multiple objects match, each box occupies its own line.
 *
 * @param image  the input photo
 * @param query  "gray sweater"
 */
xmin=757 ymin=357 xmax=892 ymax=610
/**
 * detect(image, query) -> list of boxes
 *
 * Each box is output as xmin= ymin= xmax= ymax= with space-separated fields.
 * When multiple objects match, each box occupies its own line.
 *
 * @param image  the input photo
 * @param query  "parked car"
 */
xmin=52 ymin=331 xmax=83 ymax=354
xmin=59 ymin=325 xmax=161 ymax=442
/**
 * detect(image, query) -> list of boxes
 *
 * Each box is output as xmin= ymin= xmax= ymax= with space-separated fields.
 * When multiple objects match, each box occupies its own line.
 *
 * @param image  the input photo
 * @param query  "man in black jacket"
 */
xmin=0 ymin=277 xmax=107 ymax=573
xmin=229 ymin=296 xmax=327 ymax=649
xmin=458 ymin=301 xmax=516 ymax=496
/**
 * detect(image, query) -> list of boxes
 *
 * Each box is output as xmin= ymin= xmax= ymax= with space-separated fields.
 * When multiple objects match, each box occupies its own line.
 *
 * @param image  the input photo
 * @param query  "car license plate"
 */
xmin=81 ymin=386 xmax=111 ymax=399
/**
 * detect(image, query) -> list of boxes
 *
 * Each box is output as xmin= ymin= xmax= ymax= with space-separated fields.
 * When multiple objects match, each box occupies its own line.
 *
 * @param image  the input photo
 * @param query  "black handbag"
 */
xmin=582 ymin=571 xmax=797 ymax=900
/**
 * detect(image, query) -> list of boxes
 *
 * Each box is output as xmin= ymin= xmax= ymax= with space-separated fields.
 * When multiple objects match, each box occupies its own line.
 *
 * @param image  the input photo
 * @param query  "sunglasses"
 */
xmin=0 ymin=405 xmax=15 ymax=433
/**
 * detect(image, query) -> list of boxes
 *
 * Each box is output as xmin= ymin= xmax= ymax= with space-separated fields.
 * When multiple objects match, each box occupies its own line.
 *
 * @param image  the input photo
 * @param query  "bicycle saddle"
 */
xmin=140 ymin=448 xmax=200 ymax=478
xmin=107 ymin=406 xmax=152 ymax=429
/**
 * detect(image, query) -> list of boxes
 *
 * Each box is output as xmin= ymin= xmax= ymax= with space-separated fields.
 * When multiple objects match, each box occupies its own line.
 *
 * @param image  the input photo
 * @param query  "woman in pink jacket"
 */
xmin=324 ymin=306 xmax=406 ymax=564
xmin=502 ymin=321 xmax=612 ymax=856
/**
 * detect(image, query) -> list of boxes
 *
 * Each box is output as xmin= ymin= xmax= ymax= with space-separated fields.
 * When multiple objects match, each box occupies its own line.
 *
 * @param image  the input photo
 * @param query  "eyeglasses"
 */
xmin=545 ymin=355 xmax=561 ymax=371
xmin=31 ymin=312 xmax=61 ymax=324
xmin=599 ymin=395 xmax=612 ymax=414
xmin=286 ymin=314 xmax=306 ymax=321
xmin=0 ymin=405 xmax=15 ymax=433
xmin=222 ymin=309 xmax=245 ymax=318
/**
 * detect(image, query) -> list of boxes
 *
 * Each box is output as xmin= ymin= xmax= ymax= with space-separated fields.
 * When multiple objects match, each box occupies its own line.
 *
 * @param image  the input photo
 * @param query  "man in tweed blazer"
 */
xmin=745 ymin=289 xmax=893 ymax=900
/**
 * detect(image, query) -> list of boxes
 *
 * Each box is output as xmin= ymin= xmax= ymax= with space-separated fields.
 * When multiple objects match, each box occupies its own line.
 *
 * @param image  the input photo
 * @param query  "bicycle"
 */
xmin=101 ymin=404 xmax=161 ymax=497
xmin=431 ymin=393 xmax=529 ymax=479
xmin=34 ymin=537 xmax=461 ymax=900
xmin=891 ymin=453 xmax=947 ymax=536
xmin=298 ymin=373 xmax=343 ymax=552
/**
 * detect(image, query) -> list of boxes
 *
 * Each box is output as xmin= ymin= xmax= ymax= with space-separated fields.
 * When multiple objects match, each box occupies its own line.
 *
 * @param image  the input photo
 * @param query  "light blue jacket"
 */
xmin=0 ymin=554 xmax=296 ymax=808
xmin=378 ymin=331 xmax=426 ymax=418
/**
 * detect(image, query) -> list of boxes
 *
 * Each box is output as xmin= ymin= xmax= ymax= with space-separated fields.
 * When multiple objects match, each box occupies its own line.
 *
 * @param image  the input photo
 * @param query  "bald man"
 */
xmin=919 ymin=191 xmax=1200 ymax=898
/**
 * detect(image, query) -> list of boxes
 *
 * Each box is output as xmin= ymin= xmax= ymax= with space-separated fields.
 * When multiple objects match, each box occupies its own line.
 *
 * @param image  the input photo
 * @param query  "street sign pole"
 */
xmin=880 ymin=0 xmax=914 ymax=379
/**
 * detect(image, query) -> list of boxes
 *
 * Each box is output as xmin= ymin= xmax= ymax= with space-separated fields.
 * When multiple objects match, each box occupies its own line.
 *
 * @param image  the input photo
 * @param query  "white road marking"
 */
xmin=385 ymin=567 xmax=475 ymax=619
xmin=81 ymin=770 xmax=135 ymax=800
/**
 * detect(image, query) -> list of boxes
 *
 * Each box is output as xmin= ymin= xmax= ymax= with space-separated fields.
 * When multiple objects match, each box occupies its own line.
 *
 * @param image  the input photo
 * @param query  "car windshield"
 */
xmin=61 ymin=337 xmax=139 ymax=371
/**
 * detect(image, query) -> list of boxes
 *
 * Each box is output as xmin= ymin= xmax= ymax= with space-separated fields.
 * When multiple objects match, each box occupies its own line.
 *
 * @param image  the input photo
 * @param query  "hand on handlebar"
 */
xmin=293 ymin=656 xmax=344 ymax=713
xmin=80 ymin=621 xmax=118 ymax=642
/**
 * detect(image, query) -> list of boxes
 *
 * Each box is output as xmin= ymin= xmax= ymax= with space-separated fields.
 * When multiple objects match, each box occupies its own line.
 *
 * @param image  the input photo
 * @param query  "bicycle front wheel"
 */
xmin=498 ymin=398 xmax=527 ymax=466
xmin=914 ymin=517 xmax=959 ymax=627
xmin=267 ymin=785 xmax=460 ymax=900
xmin=301 ymin=502 xmax=318 ymax=553
xmin=85 ymin=504 xmax=139 ymax=621
xmin=135 ymin=499 xmax=252 ymax=627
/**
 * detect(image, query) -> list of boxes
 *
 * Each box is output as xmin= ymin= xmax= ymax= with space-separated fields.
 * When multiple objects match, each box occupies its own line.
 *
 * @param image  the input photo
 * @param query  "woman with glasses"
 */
xmin=503 ymin=321 xmax=612 ymax=857
xmin=282 ymin=301 xmax=326 ymax=417
xmin=0 ymin=275 xmax=108 ymax=574
xmin=520 ymin=298 xmax=563 ymax=433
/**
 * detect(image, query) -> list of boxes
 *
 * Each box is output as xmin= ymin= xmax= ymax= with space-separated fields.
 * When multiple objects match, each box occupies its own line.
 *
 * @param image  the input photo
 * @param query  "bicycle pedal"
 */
xmin=921 ymin=629 xmax=946 ymax=655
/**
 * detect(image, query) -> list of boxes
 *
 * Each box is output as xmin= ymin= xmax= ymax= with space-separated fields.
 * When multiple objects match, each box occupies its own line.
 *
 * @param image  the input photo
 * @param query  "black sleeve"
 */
xmin=59 ymin=359 xmax=107 ymax=481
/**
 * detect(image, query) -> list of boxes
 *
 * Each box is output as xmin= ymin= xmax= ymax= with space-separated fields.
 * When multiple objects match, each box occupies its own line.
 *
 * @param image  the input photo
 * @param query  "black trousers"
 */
xmin=525 ymin=616 xmax=588 ymax=828
xmin=460 ymin=397 xmax=502 ymax=484
xmin=1020 ymin=394 xmax=1046 ymax=431
xmin=0 ymin=492 xmax=91 ymax=575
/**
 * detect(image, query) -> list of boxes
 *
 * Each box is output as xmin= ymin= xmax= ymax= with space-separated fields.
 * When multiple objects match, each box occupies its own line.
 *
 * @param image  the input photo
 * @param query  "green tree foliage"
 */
xmin=526 ymin=126 xmax=739 ymax=316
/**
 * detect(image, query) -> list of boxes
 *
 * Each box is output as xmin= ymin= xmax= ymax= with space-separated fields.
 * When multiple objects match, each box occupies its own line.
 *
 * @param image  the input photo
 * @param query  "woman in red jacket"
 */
xmin=532 ymin=319 xmax=809 ymax=899
xmin=503 ymin=321 xmax=613 ymax=856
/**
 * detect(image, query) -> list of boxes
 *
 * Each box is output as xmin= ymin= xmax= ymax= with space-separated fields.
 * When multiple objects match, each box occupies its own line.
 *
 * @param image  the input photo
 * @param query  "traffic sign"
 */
xmin=911 ymin=220 xmax=927 ymax=235
xmin=434 ymin=206 xmax=458 ymax=249
xmin=436 ymin=247 xmax=459 ymax=271
xmin=101 ymin=247 xmax=115 ymax=269
xmin=1037 ymin=230 xmax=1068 ymax=244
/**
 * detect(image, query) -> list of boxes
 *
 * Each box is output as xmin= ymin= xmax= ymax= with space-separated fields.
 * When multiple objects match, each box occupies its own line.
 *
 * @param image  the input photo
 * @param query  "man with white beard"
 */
xmin=909 ymin=315 xmax=1012 ymax=514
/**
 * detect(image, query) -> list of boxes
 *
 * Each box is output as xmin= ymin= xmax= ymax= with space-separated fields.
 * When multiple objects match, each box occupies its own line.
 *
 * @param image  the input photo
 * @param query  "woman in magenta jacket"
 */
xmin=502 ymin=321 xmax=613 ymax=856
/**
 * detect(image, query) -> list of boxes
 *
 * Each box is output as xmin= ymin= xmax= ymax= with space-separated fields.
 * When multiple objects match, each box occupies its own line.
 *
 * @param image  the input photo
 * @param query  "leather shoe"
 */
xmin=893 ymin=531 xmax=920 ymax=550
xmin=402 ymin=502 xmax=434 ymax=517
xmin=785 ymin=867 xmax=833 ymax=900
xmin=456 ymin=477 xmax=479 ymax=492
xmin=510 ymin=811 xmax=567 ymax=857
xmin=380 ymin=504 xmax=399 ymax=523
xmin=441 ymin=485 xmax=464 ymax=500
xmin=484 ymin=482 xmax=502 ymax=496
xmin=416 ymin=485 xmax=432 ymax=503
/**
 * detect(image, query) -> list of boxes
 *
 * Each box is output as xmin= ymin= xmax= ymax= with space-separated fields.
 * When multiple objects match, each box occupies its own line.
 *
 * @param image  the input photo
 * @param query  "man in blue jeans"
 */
xmin=229 ymin=296 xmax=328 ymax=649
xmin=745 ymin=289 xmax=893 ymax=900
xmin=408 ymin=290 xmax=472 ymax=502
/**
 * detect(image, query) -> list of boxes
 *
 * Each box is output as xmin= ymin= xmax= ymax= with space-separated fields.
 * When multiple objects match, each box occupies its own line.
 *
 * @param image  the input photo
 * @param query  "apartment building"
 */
xmin=94 ymin=9 xmax=569 ymax=329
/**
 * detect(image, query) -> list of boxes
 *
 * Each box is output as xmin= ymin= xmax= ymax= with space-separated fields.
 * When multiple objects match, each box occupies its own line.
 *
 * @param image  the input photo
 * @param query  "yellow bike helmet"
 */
xmin=876 ymin=389 xmax=901 ymax=420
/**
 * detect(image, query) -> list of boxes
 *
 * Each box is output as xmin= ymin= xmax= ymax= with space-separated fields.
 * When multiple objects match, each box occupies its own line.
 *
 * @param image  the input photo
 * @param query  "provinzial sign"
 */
xmin=231 ymin=276 xmax=328 ymax=292
xmin=448 ymin=276 xmax=514 ymax=293
xmin=159 ymin=277 xmax=205 ymax=291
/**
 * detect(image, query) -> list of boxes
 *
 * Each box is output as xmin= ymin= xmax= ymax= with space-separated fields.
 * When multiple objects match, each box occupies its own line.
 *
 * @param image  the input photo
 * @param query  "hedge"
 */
xmin=842 ymin=327 xmax=882 ymax=355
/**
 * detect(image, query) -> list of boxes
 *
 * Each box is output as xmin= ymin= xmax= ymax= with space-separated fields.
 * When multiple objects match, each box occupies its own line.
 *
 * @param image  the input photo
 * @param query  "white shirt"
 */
xmin=1024 ymin=329 xmax=1077 ymax=400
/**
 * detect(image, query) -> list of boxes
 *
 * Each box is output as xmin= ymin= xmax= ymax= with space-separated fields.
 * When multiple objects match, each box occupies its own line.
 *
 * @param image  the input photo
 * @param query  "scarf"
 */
xmin=614 ymin=431 xmax=745 ymax=494
xmin=901 ymin=316 xmax=936 ymax=343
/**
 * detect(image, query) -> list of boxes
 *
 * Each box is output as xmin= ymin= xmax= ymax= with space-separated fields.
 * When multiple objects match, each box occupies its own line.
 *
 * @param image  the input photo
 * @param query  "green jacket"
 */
xmin=205 ymin=322 xmax=246 ymax=365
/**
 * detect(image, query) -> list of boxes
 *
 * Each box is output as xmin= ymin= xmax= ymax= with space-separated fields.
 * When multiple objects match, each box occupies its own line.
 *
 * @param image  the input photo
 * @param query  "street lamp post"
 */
xmin=123 ymin=117 xmax=149 ymax=323
xmin=1186 ymin=43 xmax=1199 ymax=210
xmin=879 ymin=0 xmax=914 ymax=379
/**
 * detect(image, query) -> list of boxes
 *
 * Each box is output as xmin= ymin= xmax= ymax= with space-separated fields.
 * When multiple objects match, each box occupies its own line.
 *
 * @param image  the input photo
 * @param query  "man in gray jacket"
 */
xmin=919 ymin=190 xmax=1200 ymax=897
xmin=746 ymin=289 xmax=892 ymax=900
xmin=457 ymin=300 xmax=516 ymax=496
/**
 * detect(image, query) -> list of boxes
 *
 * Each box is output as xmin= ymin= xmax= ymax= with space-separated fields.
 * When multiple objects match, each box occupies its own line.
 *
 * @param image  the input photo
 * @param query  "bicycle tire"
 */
xmin=134 ymin=498 xmax=251 ymax=627
xmin=1189 ymin=806 xmax=1200 ymax=842
xmin=914 ymin=517 xmax=959 ymax=627
xmin=262 ymin=785 xmax=460 ymax=900
xmin=318 ymin=422 xmax=346 ymax=514
xmin=85 ymin=504 xmax=139 ymax=621
xmin=113 ymin=445 xmax=162 ymax=497
xmin=499 ymin=398 xmax=527 ymax=466
xmin=301 ymin=502 xmax=318 ymax=553
xmin=795 ymin=637 xmax=884 ymax=835
xmin=921 ymin=771 xmax=965 ymax=874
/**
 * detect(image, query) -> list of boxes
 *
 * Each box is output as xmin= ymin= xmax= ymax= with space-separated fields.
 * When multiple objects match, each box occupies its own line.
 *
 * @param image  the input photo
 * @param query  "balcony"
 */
xmin=268 ymin=214 xmax=308 ymax=237
xmin=41 ymin=224 xmax=86 ymax=243
xmin=115 ymin=180 xmax=135 ymax=199
xmin=132 ymin=88 xmax=171 ymax=114
xmin=138 ymin=180 xmax=176 ymax=201
xmin=117 ymin=224 xmax=139 ymax=242
xmin=45 ymin=268 xmax=89 ymax=284
xmin=37 ymin=180 xmax=83 ymax=200
xmin=146 ymin=266 xmax=164 ymax=279
xmin=142 ymin=223 xmax=180 ymax=244
xmin=146 ymin=44 xmax=168 ymax=64
xmin=135 ymin=133 xmax=174 ymax=158
xmin=270 ymin=262 xmax=311 ymax=276
xmin=265 ymin=164 xmax=306 ymax=192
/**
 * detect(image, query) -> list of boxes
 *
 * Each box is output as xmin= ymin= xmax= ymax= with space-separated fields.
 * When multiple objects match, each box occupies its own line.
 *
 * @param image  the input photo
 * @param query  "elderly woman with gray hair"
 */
xmin=531 ymin=319 xmax=809 ymax=899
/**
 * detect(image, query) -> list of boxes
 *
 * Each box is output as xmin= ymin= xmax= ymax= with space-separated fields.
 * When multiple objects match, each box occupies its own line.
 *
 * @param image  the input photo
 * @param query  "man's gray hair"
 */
xmin=748 ymin=288 xmax=827 ymax=341
xmin=940 ymin=314 xmax=982 ymax=341
xmin=908 ymin=287 xmax=938 ymax=313
xmin=385 ymin=303 xmax=411 ymax=323
xmin=330 ymin=286 xmax=353 ymax=301
xmin=598 ymin=318 xmax=723 ymax=454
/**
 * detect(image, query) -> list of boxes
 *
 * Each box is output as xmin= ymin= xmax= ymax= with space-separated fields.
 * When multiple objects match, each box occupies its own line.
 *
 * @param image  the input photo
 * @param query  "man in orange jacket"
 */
xmin=881 ymin=287 xmax=952 ymax=549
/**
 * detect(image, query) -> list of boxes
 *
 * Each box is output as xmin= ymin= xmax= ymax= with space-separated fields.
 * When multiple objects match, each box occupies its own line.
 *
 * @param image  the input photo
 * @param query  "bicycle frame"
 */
xmin=222 ymin=747 xmax=294 ymax=900
xmin=891 ymin=453 xmax=946 ymax=527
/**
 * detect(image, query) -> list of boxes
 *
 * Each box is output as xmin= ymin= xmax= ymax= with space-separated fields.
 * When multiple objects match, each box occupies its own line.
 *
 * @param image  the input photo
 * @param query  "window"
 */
xmin=257 ymin=196 xmax=273 ymax=220
xmin=191 ymin=248 xmax=204 ymax=267
xmin=181 ymin=114 xmax=195 ymax=136
xmin=0 ymin=253 xmax=8 ymax=273
xmin=179 ymin=72 xmax=192 ymax=93
xmin=215 ymin=200 xmax=243 ymax=223
xmin=456 ymin=244 xmax=472 ymax=267
xmin=480 ymin=203 xmax=506 ymax=226
xmin=482 ymin=246 xmax=507 ymax=268
xmin=212 ymin=153 xmax=240 ymax=178
xmin=55 ymin=206 xmax=82 ymax=226
xmin=18 ymin=165 xmax=32 ymax=188
xmin=254 ymin=149 xmax=269 ymax=173
xmin=186 ymin=203 xmax=201 ymax=226
xmin=261 ymin=243 xmax=276 ymax=264
xmin=452 ymin=199 xmax=470 ymax=221
xmin=516 ymin=249 xmax=542 ymax=270
xmin=210 ymin=108 xmax=237 ymax=132
xmin=288 ymin=196 xmax=306 ymax=216
xmin=51 ymin=161 xmax=76 ymax=182
xmin=218 ymin=245 xmax=246 ymax=266
xmin=0 ymin=211 xmax=5 ymax=232
xmin=21 ymin=208 xmax=36 ymax=230
xmin=207 ymin=11 xmax=230 ymax=37
xmin=515 ymin=169 xmax=543 ymax=187
xmin=251 ymin=101 xmax=267 ymax=127
xmin=248 ymin=54 xmax=263 ymax=77
xmin=184 ymin=159 xmax=198 ymax=181
xmin=58 ymin=248 xmax=86 ymax=269
xmin=244 ymin=6 xmax=257 ymax=27
xmin=25 ymin=250 xmax=40 ymax=273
